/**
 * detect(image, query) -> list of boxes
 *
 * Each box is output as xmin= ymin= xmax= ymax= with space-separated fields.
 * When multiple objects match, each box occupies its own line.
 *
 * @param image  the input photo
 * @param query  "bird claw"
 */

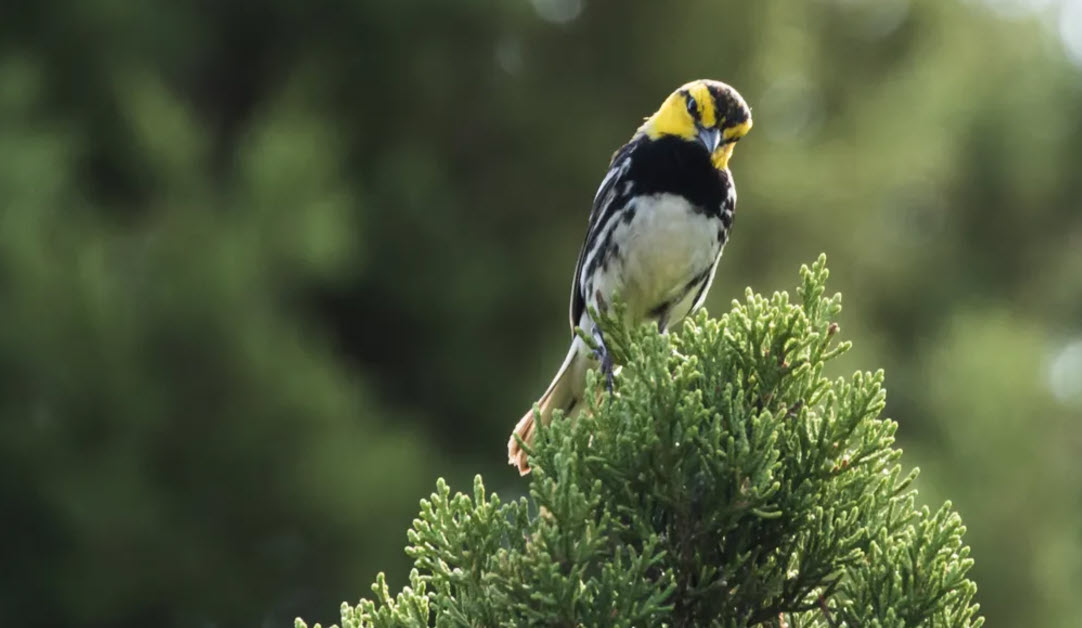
xmin=597 ymin=347 xmax=615 ymax=393
xmin=591 ymin=325 xmax=615 ymax=394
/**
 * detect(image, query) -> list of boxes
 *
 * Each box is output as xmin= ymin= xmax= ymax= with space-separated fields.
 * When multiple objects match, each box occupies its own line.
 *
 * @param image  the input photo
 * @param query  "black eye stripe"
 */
xmin=685 ymin=93 xmax=699 ymax=118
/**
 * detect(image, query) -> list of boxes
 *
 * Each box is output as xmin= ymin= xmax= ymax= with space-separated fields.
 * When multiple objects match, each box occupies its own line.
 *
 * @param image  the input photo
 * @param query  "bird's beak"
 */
xmin=696 ymin=127 xmax=722 ymax=153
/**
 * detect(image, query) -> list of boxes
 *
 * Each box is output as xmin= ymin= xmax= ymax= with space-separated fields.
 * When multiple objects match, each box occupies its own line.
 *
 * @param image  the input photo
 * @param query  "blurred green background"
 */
xmin=1 ymin=0 xmax=1080 ymax=626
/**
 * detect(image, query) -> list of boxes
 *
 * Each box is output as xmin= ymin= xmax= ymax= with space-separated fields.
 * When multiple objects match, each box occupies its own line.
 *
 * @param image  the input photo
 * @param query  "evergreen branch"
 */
xmin=297 ymin=256 xmax=982 ymax=628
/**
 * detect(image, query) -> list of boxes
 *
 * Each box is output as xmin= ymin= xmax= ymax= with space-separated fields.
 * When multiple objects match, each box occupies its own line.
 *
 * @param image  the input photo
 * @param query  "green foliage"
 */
xmin=0 ymin=55 xmax=435 ymax=626
xmin=298 ymin=258 xmax=982 ymax=628
xmin=4 ymin=1 xmax=1080 ymax=625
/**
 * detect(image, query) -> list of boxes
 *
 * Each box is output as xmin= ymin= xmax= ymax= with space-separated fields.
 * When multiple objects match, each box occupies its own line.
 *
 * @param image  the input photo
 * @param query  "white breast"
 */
xmin=589 ymin=193 xmax=722 ymax=321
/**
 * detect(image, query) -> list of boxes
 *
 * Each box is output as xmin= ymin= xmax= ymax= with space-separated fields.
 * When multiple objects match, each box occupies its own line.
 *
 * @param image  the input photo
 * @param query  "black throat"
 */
xmin=625 ymin=135 xmax=731 ymax=217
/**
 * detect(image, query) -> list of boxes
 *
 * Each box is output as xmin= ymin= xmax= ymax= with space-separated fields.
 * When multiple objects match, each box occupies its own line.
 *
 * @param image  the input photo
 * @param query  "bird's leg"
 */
xmin=591 ymin=323 xmax=615 ymax=393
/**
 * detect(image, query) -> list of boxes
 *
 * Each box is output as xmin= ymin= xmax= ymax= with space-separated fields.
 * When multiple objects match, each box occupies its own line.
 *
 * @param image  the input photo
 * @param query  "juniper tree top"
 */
xmin=299 ymin=257 xmax=982 ymax=628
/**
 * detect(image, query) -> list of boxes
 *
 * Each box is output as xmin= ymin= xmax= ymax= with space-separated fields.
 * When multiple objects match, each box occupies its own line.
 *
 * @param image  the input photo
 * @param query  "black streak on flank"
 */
xmin=601 ymin=243 xmax=620 ymax=273
xmin=683 ymin=265 xmax=714 ymax=300
xmin=588 ymin=227 xmax=617 ymax=279
xmin=650 ymin=262 xmax=716 ymax=333
xmin=648 ymin=300 xmax=673 ymax=332
xmin=686 ymin=264 xmax=717 ymax=315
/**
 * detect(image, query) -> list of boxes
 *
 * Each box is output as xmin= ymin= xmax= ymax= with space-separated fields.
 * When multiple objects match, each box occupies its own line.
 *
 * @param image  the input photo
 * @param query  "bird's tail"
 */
xmin=508 ymin=338 xmax=590 ymax=475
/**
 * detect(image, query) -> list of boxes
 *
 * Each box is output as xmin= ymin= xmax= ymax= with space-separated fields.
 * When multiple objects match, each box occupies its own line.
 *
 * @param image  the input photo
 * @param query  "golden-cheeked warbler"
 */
xmin=509 ymin=79 xmax=753 ymax=475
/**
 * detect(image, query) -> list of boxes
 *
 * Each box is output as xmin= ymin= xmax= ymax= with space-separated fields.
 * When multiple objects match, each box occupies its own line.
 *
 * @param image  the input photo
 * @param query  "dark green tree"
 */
xmin=299 ymin=258 xmax=982 ymax=627
xmin=4 ymin=1 xmax=1076 ymax=624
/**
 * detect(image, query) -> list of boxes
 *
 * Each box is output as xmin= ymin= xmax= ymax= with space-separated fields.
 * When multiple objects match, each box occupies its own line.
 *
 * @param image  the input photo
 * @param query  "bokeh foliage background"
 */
xmin=1 ymin=0 xmax=1080 ymax=626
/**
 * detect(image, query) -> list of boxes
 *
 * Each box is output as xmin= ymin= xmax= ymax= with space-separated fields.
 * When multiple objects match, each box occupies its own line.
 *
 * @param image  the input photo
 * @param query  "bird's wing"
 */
xmin=568 ymin=139 xmax=638 ymax=331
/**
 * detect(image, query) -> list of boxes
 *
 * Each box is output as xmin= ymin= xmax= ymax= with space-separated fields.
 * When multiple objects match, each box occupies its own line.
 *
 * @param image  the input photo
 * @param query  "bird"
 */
xmin=508 ymin=79 xmax=753 ymax=475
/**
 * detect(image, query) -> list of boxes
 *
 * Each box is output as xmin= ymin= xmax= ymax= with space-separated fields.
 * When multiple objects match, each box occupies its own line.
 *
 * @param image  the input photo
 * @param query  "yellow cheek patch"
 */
xmin=712 ymin=143 xmax=735 ymax=170
xmin=723 ymin=118 xmax=753 ymax=141
xmin=643 ymin=92 xmax=696 ymax=140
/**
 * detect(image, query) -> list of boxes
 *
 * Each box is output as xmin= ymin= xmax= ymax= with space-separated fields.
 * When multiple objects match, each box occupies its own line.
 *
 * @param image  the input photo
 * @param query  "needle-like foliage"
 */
xmin=297 ymin=256 xmax=983 ymax=628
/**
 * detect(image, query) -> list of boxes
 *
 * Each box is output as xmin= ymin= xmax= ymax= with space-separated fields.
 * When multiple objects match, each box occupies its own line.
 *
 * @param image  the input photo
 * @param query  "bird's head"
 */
xmin=639 ymin=79 xmax=752 ymax=171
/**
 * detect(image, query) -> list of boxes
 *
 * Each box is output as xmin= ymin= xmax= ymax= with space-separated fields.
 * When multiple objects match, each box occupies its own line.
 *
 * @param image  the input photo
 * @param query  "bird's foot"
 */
xmin=591 ymin=325 xmax=615 ymax=393
xmin=601 ymin=350 xmax=615 ymax=393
